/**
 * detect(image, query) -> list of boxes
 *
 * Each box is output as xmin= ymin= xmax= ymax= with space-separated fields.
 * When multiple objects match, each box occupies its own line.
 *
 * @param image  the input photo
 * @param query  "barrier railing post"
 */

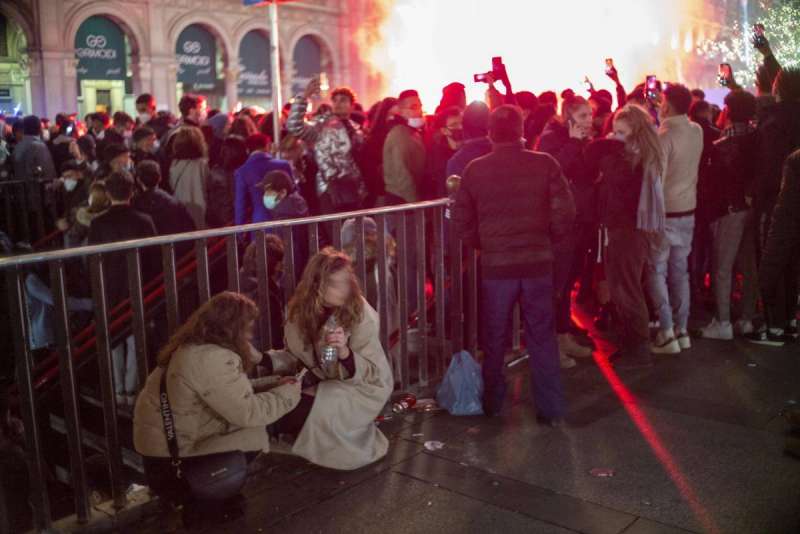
xmin=50 ymin=260 xmax=92 ymax=523
xmin=88 ymin=254 xmax=127 ymax=509
xmin=415 ymin=209 xmax=429 ymax=386
xmin=5 ymin=268 xmax=52 ymax=530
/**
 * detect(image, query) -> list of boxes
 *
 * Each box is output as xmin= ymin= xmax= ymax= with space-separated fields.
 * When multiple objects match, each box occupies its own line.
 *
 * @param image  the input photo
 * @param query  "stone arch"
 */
xmin=63 ymin=1 xmax=147 ymax=56
xmin=167 ymin=13 xmax=234 ymax=67
xmin=0 ymin=2 xmax=36 ymax=49
xmin=287 ymin=27 xmax=337 ymax=80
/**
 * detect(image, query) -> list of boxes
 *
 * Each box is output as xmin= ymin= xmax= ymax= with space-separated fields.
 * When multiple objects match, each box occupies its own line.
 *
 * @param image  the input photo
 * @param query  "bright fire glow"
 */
xmin=357 ymin=0 xmax=703 ymax=111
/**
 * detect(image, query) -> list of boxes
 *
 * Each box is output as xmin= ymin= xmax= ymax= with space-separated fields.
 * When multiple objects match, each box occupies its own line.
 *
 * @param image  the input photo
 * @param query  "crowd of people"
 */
xmin=1 ymin=31 xmax=799 ymax=529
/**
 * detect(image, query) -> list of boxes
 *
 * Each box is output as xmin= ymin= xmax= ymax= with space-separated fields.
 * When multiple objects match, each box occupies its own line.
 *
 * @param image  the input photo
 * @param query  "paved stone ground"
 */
xmin=132 ymin=309 xmax=800 ymax=534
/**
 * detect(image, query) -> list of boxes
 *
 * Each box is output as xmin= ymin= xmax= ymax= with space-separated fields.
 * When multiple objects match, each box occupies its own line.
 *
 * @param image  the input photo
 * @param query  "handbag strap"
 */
xmin=158 ymin=368 xmax=183 ymax=474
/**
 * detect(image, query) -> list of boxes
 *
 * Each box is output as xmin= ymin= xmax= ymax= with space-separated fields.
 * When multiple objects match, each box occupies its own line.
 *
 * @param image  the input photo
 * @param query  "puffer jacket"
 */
xmin=133 ymin=343 xmax=300 ymax=458
xmin=453 ymin=141 xmax=575 ymax=279
xmin=287 ymin=95 xmax=363 ymax=195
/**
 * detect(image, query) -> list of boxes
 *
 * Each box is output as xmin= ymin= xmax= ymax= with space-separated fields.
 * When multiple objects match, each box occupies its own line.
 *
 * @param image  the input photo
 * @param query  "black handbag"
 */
xmin=159 ymin=370 xmax=248 ymax=501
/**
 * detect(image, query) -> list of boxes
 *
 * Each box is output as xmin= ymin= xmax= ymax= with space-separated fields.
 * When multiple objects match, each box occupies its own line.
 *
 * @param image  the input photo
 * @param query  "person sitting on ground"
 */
xmin=133 ymin=292 xmax=302 ymax=528
xmin=262 ymin=248 xmax=393 ymax=470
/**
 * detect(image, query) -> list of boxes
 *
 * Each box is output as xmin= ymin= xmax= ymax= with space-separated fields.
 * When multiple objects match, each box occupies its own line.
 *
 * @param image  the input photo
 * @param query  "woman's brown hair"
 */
xmin=287 ymin=247 xmax=364 ymax=347
xmin=157 ymin=291 xmax=258 ymax=371
xmin=171 ymin=126 xmax=208 ymax=160
xmin=613 ymin=104 xmax=664 ymax=177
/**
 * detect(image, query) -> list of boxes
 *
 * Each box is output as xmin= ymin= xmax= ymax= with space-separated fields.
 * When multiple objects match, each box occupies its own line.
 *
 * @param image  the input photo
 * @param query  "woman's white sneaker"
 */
xmin=651 ymin=328 xmax=681 ymax=354
xmin=698 ymin=319 xmax=733 ymax=341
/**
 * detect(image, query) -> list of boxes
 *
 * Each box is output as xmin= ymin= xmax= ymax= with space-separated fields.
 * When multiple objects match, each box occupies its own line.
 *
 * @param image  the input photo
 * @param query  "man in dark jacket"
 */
xmin=752 ymin=68 xmax=800 ymax=344
xmin=697 ymin=91 xmax=758 ymax=341
xmin=453 ymin=105 xmax=576 ymax=423
xmin=132 ymin=160 xmax=196 ymax=257
xmin=759 ymin=149 xmax=800 ymax=340
xmin=88 ymin=171 xmax=157 ymax=406
xmin=12 ymin=115 xmax=56 ymax=241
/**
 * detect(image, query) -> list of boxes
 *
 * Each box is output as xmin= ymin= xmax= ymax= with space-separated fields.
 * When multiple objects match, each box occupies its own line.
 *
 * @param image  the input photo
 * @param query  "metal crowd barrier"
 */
xmin=0 ymin=199 xmax=479 ymax=531
xmin=0 ymin=178 xmax=53 ymax=245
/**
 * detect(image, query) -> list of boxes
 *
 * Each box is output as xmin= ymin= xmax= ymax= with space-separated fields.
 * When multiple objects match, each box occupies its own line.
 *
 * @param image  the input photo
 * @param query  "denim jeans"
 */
xmin=710 ymin=210 xmax=749 ymax=322
xmin=646 ymin=215 xmax=695 ymax=333
xmin=112 ymin=335 xmax=138 ymax=395
xmin=481 ymin=275 xmax=564 ymax=419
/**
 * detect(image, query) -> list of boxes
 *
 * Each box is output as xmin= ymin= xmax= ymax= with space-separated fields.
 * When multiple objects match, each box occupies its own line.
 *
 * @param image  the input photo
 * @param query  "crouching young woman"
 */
xmin=263 ymin=247 xmax=394 ymax=470
xmin=133 ymin=291 xmax=301 ymax=527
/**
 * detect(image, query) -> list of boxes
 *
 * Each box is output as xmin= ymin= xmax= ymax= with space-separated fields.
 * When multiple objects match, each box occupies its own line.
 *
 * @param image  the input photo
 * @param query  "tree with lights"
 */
xmin=698 ymin=0 xmax=800 ymax=87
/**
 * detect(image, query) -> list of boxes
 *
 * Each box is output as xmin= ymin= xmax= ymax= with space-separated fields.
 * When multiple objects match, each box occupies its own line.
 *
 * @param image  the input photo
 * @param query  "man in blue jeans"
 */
xmin=647 ymin=84 xmax=703 ymax=353
xmin=453 ymin=105 xmax=575 ymax=423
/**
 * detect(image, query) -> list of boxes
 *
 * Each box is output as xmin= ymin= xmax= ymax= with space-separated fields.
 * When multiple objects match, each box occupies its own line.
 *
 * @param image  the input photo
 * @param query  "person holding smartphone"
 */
xmin=536 ymin=96 xmax=596 ymax=367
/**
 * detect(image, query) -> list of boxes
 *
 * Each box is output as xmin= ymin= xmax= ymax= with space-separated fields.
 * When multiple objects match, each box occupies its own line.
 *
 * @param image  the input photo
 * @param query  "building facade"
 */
xmin=0 ymin=0 xmax=373 ymax=118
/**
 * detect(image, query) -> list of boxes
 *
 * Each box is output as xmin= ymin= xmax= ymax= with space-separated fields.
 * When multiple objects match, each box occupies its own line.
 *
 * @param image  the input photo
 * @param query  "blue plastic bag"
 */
xmin=436 ymin=351 xmax=484 ymax=416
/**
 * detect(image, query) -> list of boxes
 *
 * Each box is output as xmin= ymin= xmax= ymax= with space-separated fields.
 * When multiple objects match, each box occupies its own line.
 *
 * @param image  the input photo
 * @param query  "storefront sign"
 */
xmin=176 ymin=25 xmax=217 ymax=92
xmin=74 ymin=16 xmax=126 ymax=80
xmin=238 ymin=31 xmax=272 ymax=97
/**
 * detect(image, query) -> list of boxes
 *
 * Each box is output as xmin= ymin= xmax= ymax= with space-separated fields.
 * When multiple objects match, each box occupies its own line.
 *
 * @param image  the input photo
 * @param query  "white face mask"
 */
xmin=123 ymin=130 xmax=133 ymax=140
xmin=64 ymin=178 xmax=78 ymax=192
xmin=407 ymin=117 xmax=425 ymax=129
xmin=150 ymin=139 xmax=160 ymax=154
xmin=138 ymin=112 xmax=152 ymax=124
xmin=41 ymin=129 xmax=50 ymax=142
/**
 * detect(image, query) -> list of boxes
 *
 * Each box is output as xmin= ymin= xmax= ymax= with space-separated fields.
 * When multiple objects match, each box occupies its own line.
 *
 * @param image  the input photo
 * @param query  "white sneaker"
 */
xmin=676 ymin=330 xmax=692 ymax=349
xmin=559 ymin=351 xmax=577 ymax=369
xmin=698 ymin=319 xmax=733 ymax=341
xmin=558 ymin=333 xmax=593 ymax=358
xmin=648 ymin=319 xmax=661 ymax=329
xmin=651 ymin=328 xmax=681 ymax=354
xmin=734 ymin=319 xmax=754 ymax=336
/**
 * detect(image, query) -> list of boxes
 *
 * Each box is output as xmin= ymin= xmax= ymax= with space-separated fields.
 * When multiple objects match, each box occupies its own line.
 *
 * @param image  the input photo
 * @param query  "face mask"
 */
xmin=138 ymin=113 xmax=152 ymax=124
xmin=96 ymin=130 xmax=105 ymax=140
xmin=124 ymin=162 xmax=134 ymax=173
xmin=262 ymin=194 xmax=279 ymax=210
xmin=150 ymin=139 xmax=160 ymax=154
xmin=41 ymin=129 xmax=50 ymax=142
xmin=123 ymin=130 xmax=133 ymax=140
xmin=64 ymin=178 xmax=78 ymax=192
xmin=407 ymin=117 xmax=425 ymax=129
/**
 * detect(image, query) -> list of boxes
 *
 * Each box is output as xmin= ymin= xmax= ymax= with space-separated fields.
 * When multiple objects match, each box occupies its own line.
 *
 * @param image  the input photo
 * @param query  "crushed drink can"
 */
xmin=319 ymin=345 xmax=339 ymax=376
xmin=392 ymin=394 xmax=417 ymax=414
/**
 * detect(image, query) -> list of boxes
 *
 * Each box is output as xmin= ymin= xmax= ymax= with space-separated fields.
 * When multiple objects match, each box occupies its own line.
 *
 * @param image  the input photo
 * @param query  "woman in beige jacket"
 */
xmin=133 ymin=292 xmax=301 ymax=523
xmin=264 ymin=248 xmax=394 ymax=470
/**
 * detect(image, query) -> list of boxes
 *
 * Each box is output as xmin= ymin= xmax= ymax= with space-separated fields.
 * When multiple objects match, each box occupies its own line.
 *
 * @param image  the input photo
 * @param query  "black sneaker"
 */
xmin=746 ymin=329 xmax=793 ymax=347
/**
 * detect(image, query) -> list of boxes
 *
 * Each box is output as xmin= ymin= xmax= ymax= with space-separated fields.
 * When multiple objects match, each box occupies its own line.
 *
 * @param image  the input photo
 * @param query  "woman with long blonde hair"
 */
xmin=263 ymin=247 xmax=393 ymax=470
xmin=586 ymin=103 xmax=665 ymax=369
xmin=133 ymin=292 xmax=301 ymax=527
